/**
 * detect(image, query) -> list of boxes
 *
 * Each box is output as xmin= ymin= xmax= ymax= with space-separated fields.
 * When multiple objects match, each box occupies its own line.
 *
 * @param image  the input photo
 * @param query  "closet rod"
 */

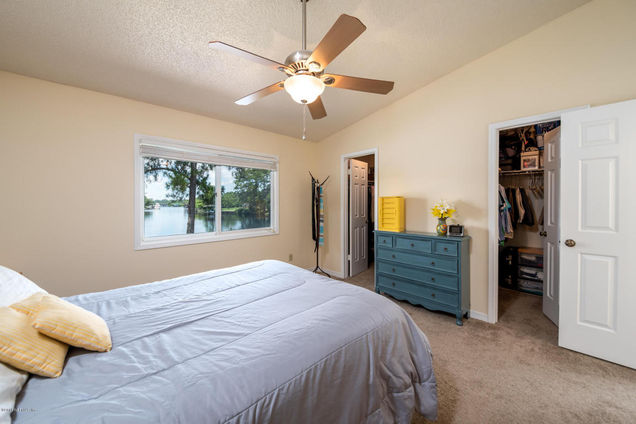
xmin=499 ymin=169 xmax=544 ymax=176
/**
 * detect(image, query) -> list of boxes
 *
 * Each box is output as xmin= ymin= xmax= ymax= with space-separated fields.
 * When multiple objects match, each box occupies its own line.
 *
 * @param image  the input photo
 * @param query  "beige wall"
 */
xmin=315 ymin=0 xmax=636 ymax=315
xmin=2 ymin=0 xmax=635 ymax=312
xmin=0 ymin=72 xmax=317 ymax=296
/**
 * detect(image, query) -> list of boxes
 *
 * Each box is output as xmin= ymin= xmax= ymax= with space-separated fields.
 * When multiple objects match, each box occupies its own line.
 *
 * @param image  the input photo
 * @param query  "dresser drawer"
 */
xmin=377 ymin=275 xmax=459 ymax=308
xmin=434 ymin=240 xmax=458 ymax=257
xmin=377 ymin=234 xmax=393 ymax=248
xmin=376 ymin=261 xmax=458 ymax=291
xmin=377 ymin=249 xmax=458 ymax=274
xmin=395 ymin=236 xmax=432 ymax=254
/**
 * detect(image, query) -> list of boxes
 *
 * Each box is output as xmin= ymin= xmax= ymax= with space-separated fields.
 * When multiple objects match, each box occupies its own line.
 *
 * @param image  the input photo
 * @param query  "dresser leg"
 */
xmin=456 ymin=315 xmax=463 ymax=326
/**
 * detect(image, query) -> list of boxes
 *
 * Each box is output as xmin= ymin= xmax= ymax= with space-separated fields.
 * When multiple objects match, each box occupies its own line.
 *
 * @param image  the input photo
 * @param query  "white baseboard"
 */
xmin=323 ymin=268 xmax=345 ymax=279
xmin=469 ymin=309 xmax=490 ymax=323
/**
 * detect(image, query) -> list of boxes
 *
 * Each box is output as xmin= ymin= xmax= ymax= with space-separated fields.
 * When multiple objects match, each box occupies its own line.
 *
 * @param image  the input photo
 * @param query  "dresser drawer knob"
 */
xmin=392 ymin=254 xmax=396 ymax=259
xmin=444 ymin=247 xmax=448 ymax=251
xmin=392 ymin=268 xmax=395 ymax=272
xmin=392 ymin=282 xmax=396 ymax=287
xmin=410 ymin=243 xmax=414 ymax=247
xmin=431 ymin=277 xmax=435 ymax=282
xmin=431 ymin=261 xmax=435 ymax=266
xmin=383 ymin=240 xmax=386 ymax=243
xmin=431 ymin=293 xmax=436 ymax=298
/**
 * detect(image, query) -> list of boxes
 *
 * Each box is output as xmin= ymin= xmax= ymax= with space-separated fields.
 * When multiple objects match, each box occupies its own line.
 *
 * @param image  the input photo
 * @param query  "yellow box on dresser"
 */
xmin=379 ymin=196 xmax=405 ymax=232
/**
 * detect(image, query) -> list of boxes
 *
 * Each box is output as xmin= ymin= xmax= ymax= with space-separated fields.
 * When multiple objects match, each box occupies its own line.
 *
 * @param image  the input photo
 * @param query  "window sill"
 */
xmin=134 ymin=228 xmax=279 ymax=250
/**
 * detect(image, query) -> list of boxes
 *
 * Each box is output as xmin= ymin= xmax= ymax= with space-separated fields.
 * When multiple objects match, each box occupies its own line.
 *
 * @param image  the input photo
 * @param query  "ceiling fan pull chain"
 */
xmin=303 ymin=106 xmax=308 ymax=140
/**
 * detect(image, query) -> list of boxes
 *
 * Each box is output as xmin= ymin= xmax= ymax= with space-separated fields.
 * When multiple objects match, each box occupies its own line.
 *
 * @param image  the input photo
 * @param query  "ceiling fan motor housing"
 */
xmin=284 ymin=50 xmax=317 ymax=73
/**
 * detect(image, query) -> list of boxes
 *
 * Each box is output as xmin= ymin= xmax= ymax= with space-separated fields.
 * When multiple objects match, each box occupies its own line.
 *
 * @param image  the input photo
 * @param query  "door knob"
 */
xmin=565 ymin=239 xmax=576 ymax=247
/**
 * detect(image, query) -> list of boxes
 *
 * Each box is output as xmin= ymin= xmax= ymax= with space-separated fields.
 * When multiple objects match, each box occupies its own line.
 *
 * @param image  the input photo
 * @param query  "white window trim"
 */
xmin=134 ymin=134 xmax=279 ymax=250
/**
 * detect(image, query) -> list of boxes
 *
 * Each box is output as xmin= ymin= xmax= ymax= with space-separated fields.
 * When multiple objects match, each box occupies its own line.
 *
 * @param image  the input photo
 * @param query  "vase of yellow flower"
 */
xmin=431 ymin=200 xmax=456 ymax=236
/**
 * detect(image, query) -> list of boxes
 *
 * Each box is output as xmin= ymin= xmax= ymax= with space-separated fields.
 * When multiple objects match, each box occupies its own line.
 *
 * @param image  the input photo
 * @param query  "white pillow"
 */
xmin=0 ymin=265 xmax=46 ymax=307
xmin=0 ymin=265 xmax=47 ymax=423
xmin=0 ymin=364 xmax=27 ymax=424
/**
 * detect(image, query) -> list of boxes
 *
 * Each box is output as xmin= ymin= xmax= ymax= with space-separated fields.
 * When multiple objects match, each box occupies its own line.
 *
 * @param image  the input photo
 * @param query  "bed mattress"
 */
xmin=13 ymin=260 xmax=436 ymax=423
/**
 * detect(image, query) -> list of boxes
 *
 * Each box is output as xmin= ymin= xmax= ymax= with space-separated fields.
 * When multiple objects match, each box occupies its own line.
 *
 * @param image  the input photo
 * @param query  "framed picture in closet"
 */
xmin=520 ymin=151 xmax=539 ymax=170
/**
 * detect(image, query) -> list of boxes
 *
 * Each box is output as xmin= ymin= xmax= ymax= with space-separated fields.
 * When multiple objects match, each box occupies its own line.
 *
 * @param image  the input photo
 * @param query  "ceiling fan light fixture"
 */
xmin=284 ymin=74 xmax=325 ymax=104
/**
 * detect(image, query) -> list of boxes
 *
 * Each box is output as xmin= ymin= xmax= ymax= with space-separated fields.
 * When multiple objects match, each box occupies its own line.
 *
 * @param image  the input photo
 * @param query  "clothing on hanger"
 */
xmin=520 ymin=188 xmax=535 ymax=226
xmin=506 ymin=187 xmax=517 ymax=229
xmin=498 ymin=185 xmax=514 ymax=242
xmin=515 ymin=188 xmax=525 ymax=224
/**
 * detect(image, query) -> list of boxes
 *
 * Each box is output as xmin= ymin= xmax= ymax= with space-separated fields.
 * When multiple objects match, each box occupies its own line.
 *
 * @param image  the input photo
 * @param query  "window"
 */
xmin=134 ymin=135 xmax=278 ymax=249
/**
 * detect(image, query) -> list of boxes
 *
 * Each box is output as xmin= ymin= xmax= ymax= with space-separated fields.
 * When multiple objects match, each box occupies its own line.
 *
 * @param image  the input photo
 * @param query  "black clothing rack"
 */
xmin=310 ymin=172 xmax=330 ymax=277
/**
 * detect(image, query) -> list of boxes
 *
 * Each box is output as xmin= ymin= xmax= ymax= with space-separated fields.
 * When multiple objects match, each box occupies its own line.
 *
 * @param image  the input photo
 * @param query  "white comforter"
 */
xmin=14 ymin=260 xmax=437 ymax=423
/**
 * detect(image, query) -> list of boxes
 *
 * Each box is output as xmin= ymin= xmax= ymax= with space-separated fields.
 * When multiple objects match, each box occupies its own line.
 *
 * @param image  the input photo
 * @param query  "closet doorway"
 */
xmin=487 ymin=107 xmax=586 ymax=325
xmin=489 ymin=101 xmax=636 ymax=369
xmin=498 ymin=120 xmax=560 ymax=325
xmin=340 ymin=149 xmax=378 ymax=278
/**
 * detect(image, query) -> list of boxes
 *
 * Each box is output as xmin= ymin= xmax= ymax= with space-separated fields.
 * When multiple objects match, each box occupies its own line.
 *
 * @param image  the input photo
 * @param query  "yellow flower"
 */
xmin=431 ymin=201 xmax=456 ymax=219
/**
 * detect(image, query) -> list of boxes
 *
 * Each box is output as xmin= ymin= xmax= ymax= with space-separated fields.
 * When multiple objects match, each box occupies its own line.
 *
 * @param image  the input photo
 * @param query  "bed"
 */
xmin=12 ymin=260 xmax=437 ymax=423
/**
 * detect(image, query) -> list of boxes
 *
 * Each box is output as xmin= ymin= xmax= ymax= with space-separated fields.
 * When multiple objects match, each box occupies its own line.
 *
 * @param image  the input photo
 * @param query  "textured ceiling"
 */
xmin=0 ymin=0 xmax=589 ymax=141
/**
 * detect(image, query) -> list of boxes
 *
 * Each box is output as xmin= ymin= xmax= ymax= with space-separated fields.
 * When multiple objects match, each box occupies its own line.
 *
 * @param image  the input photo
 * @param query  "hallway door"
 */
xmin=349 ymin=159 xmax=368 ymax=276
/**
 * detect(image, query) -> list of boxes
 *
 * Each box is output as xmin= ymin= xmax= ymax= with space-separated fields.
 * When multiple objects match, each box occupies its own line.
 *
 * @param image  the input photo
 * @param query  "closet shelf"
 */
xmin=499 ymin=169 xmax=544 ymax=176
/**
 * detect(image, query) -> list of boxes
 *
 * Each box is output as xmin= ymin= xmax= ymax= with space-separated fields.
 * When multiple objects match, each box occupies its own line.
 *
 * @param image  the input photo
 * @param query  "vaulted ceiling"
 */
xmin=0 ymin=0 xmax=589 ymax=140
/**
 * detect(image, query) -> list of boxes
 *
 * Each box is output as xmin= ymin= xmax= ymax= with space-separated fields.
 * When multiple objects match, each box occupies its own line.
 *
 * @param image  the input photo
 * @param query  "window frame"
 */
xmin=134 ymin=134 xmax=279 ymax=250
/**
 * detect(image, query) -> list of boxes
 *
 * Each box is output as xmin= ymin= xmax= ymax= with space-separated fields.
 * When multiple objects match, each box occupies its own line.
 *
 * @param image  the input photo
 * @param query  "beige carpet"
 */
xmin=343 ymin=265 xmax=636 ymax=424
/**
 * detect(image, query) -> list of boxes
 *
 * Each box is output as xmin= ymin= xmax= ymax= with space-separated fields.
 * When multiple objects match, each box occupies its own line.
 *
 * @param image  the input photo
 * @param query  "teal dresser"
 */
xmin=375 ymin=231 xmax=471 ymax=326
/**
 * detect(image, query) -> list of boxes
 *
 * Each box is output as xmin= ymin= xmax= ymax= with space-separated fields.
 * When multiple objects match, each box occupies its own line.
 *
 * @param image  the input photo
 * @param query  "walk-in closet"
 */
xmin=498 ymin=120 xmax=561 ymax=325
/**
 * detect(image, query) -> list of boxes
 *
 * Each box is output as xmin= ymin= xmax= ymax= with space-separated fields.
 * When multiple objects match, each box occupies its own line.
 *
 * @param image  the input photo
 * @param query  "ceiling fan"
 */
xmin=209 ymin=0 xmax=394 ymax=121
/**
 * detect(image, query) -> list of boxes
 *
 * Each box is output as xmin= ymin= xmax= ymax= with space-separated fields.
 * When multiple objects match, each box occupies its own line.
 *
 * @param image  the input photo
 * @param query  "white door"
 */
xmin=542 ymin=126 xmax=560 ymax=325
xmin=560 ymin=99 xmax=636 ymax=369
xmin=349 ymin=159 xmax=368 ymax=276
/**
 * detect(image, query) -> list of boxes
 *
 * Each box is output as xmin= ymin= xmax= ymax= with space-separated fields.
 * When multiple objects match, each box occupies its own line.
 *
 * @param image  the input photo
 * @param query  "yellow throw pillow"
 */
xmin=32 ymin=295 xmax=112 ymax=352
xmin=10 ymin=292 xmax=45 ymax=317
xmin=0 ymin=307 xmax=68 ymax=378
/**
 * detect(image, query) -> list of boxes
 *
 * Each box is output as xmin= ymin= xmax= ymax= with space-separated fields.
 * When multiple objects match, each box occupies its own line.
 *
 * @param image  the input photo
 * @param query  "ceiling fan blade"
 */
xmin=323 ymin=74 xmax=394 ymax=95
xmin=209 ymin=41 xmax=290 ymax=74
xmin=235 ymin=81 xmax=285 ymax=106
xmin=307 ymin=96 xmax=327 ymax=120
xmin=307 ymin=14 xmax=366 ymax=70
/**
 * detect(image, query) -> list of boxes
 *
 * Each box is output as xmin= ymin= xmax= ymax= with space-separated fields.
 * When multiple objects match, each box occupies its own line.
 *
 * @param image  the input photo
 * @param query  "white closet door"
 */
xmin=349 ymin=159 xmax=368 ymax=276
xmin=559 ymin=99 xmax=636 ymax=369
xmin=542 ymin=127 xmax=560 ymax=325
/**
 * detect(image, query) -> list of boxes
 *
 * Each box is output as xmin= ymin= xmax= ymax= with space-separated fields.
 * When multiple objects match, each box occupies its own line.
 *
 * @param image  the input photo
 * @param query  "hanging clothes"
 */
xmin=498 ymin=185 xmax=513 ymax=242
xmin=515 ymin=188 xmax=525 ymax=224
xmin=311 ymin=178 xmax=317 ymax=242
xmin=506 ymin=187 xmax=517 ymax=229
xmin=520 ymin=188 xmax=535 ymax=226
xmin=319 ymin=186 xmax=325 ymax=246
